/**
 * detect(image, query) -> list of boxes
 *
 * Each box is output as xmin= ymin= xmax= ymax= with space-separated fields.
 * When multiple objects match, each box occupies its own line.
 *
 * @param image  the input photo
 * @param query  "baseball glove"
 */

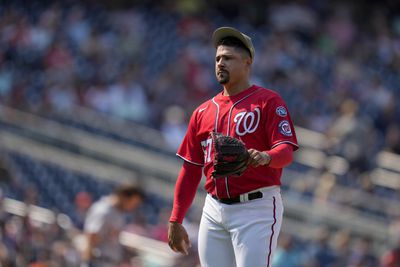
xmin=211 ymin=132 xmax=250 ymax=178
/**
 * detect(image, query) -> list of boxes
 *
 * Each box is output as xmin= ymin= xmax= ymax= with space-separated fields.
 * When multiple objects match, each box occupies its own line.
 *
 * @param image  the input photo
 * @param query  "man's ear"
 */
xmin=246 ymin=57 xmax=252 ymax=67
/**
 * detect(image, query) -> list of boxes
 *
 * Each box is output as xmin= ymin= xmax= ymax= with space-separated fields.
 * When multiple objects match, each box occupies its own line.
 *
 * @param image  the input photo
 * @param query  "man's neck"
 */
xmin=109 ymin=195 xmax=122 ymax=210
xmin=223 ymin=81 xmax=251 ymax=96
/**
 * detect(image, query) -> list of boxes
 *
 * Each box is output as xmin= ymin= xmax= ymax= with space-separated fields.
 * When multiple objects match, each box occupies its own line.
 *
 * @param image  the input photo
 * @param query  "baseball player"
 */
xmin=168 ymin=27 xmax=299 ymax=267
xmin=82 ymin=184 xmax=144 ymax=267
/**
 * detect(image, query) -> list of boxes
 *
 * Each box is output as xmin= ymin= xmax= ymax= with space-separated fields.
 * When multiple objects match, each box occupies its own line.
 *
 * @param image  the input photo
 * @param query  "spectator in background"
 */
xmin=314 ymin=171 xmax=337 ymax=203
xmin=0 ymin=156 xmax=12 ymax=184
xmin=381 ymin=241 xmax=400 ymax=267
xmin=347 ymin=237 xmax=378 ymax=267
xmin=74 ymin=191 xmax=93 ymax=230
xmin=325 ymin=99 xmax=375 ymax=173
xmin=272 ymin=233 xmax=303 ymax=267
xmin=303 ymin=226 xmax=338 ymax=267
xmin=82 ymin=184 xmax=145 ymax=267
xmin=0 ymin=242 xmax=11 ymax=267
xmin=161 ymin=105 xmax=188 ymax=151
xmin=383 ymin=218 xmax=400 ymax=267
xmin=385 ymin=123 xmax=400 ymax=154
xmin=106 ymin=73 xmax=150 ymax=123
xmin=331 ymin=230 xmax=351 ymax=266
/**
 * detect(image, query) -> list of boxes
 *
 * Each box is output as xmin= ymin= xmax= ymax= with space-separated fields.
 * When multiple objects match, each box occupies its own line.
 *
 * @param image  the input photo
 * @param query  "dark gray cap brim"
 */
xmin=212 ymin=27 xmax=255 ymax=59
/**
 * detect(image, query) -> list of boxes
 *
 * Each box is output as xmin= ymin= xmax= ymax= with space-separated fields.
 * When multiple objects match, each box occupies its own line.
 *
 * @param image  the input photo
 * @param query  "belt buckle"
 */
xmin=239 ymin=193 xmax=249 ymax=202
xmin=240 ymin=191 xmax=263 ymax=202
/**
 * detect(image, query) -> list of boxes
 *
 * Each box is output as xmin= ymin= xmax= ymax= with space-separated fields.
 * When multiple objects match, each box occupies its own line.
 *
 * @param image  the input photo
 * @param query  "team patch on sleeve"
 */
xmin=276 ymin=106 xmax=287 ymax=117
xmin=278 ymin=120 xmax=292 ymax=136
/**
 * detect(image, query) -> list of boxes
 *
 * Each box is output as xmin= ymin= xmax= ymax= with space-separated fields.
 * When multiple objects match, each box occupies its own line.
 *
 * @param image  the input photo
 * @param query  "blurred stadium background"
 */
xmin=0 ymin=0 xmax=399 ymax=266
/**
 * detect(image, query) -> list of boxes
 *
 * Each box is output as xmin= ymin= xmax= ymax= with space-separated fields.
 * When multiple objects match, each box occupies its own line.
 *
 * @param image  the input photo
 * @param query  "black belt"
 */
xmin=211 ymin=191 xmax=263 ymax=205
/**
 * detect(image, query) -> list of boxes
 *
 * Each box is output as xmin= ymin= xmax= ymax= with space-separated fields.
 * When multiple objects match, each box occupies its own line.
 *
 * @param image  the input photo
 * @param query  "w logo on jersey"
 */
xmin=233 ymin=107 xmax=261 ymax=136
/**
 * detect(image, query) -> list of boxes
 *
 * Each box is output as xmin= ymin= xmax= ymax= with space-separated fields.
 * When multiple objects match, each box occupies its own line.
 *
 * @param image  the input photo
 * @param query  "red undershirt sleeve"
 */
xmin=169 ymin=161 xmax=203 ymax=224
xmin=266 ymin=143 xmax=294 ymax=168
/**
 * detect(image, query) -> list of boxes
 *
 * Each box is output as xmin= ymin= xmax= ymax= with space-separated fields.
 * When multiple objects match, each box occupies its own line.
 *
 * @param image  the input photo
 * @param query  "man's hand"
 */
xmin=248 ymin=149 xmax=271 ymax=167
xmin=168 ymin=222 xmax=191 ymax=255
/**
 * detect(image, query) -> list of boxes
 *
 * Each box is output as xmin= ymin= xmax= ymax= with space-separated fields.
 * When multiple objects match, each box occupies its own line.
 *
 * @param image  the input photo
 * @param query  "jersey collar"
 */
xmin=215 ymin=85 xmax=259 ymax=103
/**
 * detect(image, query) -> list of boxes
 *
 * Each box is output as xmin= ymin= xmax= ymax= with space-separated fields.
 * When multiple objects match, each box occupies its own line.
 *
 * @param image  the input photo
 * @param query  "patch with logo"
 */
xmin=276 ymin=106 xmax=287 ymax=117
xmin=279 ymin=120 xmax=292 ymax=136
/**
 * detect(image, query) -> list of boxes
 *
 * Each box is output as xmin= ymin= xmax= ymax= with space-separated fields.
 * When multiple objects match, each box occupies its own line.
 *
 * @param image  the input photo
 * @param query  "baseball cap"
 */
xmin=212 ymin=27 xmax=255 ymax=59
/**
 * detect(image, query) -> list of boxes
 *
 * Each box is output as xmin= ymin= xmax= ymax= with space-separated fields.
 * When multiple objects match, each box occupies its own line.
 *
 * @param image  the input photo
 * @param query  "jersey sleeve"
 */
xmin=265 ymin=95 xmax=299 ymax=150
xmin=176 ymin=110 xmax=204 ymax=166
xmin=84 ymin=204 xmax=107 ymax=233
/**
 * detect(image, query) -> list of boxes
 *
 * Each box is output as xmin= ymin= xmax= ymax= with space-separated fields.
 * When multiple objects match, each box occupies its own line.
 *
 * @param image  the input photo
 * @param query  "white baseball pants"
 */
xmin=198 ymin=186 xmax=283 ymax=267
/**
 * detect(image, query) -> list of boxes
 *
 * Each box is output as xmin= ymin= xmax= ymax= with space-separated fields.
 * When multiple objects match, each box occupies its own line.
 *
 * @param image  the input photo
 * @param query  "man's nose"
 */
xmin=217 ymin=59 xmax=225 ymax=68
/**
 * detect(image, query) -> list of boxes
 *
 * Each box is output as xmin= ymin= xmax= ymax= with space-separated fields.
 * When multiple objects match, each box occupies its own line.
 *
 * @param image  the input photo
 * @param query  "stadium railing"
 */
xmin=1 ymin=104 xmax=399 ymax=254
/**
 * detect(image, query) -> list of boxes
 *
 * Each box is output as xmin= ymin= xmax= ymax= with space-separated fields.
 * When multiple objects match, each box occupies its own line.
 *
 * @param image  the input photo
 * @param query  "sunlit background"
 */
xmin=0 ymin=0 xmax=399 ymax=266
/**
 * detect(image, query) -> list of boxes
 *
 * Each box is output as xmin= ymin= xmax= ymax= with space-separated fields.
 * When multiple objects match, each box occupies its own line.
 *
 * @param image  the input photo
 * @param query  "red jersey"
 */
xmin=177 ymin=85 xmax=298 ymax=199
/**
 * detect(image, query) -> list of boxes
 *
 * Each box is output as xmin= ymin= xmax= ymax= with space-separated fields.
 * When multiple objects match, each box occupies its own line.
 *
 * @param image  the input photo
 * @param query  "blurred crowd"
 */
xmin=0 ymin=194 xmax=178 ymax=267
xmin=1 ymin=0 xmax=399 ymax=153
xmin=1 ymin=0 xmax=400 ymax=266
xmin=0 ymin=185 xmax=397 ymax=267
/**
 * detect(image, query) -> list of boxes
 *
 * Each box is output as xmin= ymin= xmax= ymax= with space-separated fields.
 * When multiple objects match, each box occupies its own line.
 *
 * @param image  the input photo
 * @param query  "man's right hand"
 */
xmin=168 ymin=222 xmax=191 ymax=255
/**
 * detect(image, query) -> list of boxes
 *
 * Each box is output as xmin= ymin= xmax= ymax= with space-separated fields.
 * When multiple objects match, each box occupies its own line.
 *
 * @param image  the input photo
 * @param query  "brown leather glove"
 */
xmin=211 ymin=131 xmax=250 ymax=178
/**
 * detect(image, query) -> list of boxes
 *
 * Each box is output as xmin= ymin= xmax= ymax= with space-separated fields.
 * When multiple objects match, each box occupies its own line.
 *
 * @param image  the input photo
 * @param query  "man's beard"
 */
xmin=217 ymin=71 xmax=230 ymax=84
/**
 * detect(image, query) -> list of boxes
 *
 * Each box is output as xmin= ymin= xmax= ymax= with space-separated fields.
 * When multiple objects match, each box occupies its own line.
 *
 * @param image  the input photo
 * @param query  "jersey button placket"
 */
xmin=214 ymin=176 xmax=228 ymax=199
xmin=221 ymin=100 xmax=233 ymax=199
